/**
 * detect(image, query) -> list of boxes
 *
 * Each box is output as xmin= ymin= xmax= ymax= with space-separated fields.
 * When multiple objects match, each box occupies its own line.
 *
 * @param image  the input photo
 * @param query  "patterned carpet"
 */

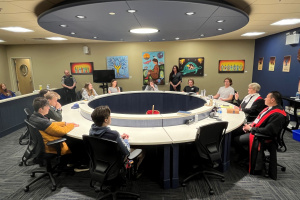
xmin=1 ymin=127 xmax=300 ymax=200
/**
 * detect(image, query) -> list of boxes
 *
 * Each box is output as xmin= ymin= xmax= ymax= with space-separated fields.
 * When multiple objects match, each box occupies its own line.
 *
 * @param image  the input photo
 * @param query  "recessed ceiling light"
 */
xmin=175 ymin=37 xmax=180 ymax=40
xmin=217 ymin=20 xmax=225 ymax=23
xmin=0 ymin=39 xmax=5 ymax=42
xmin=60 ymin=24 xmax=67 ymax=27
xmin=70 ymin=32 xmax=76 ymax=35
xmin=109 ymin=12 xmax=116 ymax=15
xmin=45 ymin=37 xmax=67 ymax=41
xmin=0 ymin=27 xmax=33 ymax=32
xmin=76 ymin=15 xmax=86 ymax=19
xmin=217 ymin=28 xmax=223 ymax=31
xmin=127 ymin=10 xmax=136 ymax=13
xmin=130 ymin=28 xmax=159 ymax=34
xmin=241 ymin=32 xmax=265 ymax=36
xmin=93 ymin=36 xmax=97 ymax=39
xmin=162 ymin=39 xmax=165 ymax=41
xmin=200 ymin=34 xmax=205 ymax=37
xmin=271 ymin=19 xmax=300 ymax=25
xmin=148 ymin=40 xmax=151 ymax=42
xmin=186 ymin=12 xmax=195 ymax=16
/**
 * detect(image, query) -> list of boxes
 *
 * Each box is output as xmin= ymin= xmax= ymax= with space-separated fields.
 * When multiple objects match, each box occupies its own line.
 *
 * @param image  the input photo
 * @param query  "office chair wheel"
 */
xmin=30 ymin=172 xmax=35 ymax=177
xmin=281 ymin=167 xmax=286 ymax=172
xmin=24 ymin=186 xmax=29 ymax=192
xmin=51 ymin=186 xmax=56 ymax=191
xmin=209 ymin=189 xmax=214 ymax=195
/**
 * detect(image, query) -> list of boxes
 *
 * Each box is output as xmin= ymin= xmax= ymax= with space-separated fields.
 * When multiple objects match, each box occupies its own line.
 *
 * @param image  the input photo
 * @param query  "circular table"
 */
xmin=63 ymin=91 xmax=245 ymax=189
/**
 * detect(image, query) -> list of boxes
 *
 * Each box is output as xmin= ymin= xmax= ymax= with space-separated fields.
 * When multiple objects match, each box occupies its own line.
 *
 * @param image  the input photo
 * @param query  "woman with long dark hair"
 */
xmin=0 ymin=83 xmax=15 ymax=100
xmin=169 ymin=65 xmax=182 ymax=91
xmin=82 ymin=82 xmax=98 ymax=100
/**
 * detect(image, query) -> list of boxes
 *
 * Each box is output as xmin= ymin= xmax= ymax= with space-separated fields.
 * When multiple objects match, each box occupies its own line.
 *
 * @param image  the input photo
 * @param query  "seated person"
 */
xmin=108 ymin=79 xmax=121 ymax=93
xmin=233 ymin=91 xmax=288 ymax=167
xmin=39 ymin=89 xmax=49 ymax=97
xmin=82 ymin=82 xmax=98 ymax=101
xmin=144 ymin=79 xmax=158 ymax=91
xmin=0 ymin=83 xmax=16 ymax=100
xmin=90 ymin=105 xmax=144 ymax=171
xmin=213 ymin=77 xmax=235 ymax=102
xmin=29 ymin=97 xmax=79 ymax=155
xmin=182 ymin=78 xmax=199 ymax=94
xmin=45 ymin=91 xmax=63 ymax=122
xmin=233 ymin=82 xmax=265 ymax=122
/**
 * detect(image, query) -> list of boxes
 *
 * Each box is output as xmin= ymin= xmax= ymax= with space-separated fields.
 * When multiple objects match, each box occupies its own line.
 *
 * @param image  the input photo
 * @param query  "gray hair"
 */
xmin=249 ymin=82 xmax=261 ymax=92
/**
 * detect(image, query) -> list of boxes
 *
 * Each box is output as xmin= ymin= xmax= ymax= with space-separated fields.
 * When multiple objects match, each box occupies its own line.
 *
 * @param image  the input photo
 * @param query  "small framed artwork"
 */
xmin=269 ymin=57 xmax=276 ymax=71
xmin=218 ymin=60 xmax=245 ymax=73
xmin=258 ymin=57 xmax=263 ymax=70
xmin=70 ymin=62 xmax=94 ymax=75
xmin=282 ymin=55 xmax=291 ymax=72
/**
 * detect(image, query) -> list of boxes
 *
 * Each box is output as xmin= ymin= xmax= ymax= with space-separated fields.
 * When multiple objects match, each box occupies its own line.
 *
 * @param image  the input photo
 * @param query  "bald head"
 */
xmin=64 ymin=70 xmax=70 ymax=76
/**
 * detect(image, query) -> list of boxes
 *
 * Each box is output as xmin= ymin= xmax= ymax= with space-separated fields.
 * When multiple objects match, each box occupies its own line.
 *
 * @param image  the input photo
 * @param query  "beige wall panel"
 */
xmin=4 ymin=40 xmax=255 ymax=98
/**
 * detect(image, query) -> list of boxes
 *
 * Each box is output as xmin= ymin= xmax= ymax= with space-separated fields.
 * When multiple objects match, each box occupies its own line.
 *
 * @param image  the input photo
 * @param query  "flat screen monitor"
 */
xmin=93 ymin=70 xmax=115 ymax=83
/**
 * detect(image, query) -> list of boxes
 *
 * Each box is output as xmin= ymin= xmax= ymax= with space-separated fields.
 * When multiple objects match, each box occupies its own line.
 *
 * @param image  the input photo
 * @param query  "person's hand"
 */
xmin=121 ymin=133 xmax=129 ymax=139
xmin=67 ymin=122 xmax=79 ymax=127
xmin=235 ymin=92 xmax=239 ymax=100
xmin=173 ymin=85 xmax=176 ymax=90
xmin=242 ymin=124 xmax=251 ymax=132
xmin=56 ymin=102 xmax=62 ymax=109
xmin=219 ymin=98 xmax=224 ymax=101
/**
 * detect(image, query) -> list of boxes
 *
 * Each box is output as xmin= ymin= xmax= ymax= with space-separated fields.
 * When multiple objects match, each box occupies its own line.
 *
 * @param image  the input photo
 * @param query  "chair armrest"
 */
xmin=46 ymin=138 xmax=67 ymax=146
xmin=254 ymin=133 xmax=271 ymax=138
xmin=128 ymin=149 xmax=142 ymax=160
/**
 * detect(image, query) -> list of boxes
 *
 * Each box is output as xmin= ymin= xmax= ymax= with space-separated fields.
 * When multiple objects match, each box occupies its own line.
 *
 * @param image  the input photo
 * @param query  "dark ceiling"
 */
xmin=38 ymin=0 xmax=249 ymax=42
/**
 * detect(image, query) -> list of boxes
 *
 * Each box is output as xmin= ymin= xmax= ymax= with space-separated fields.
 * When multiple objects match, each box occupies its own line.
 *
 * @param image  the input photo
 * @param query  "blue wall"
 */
xmin=253 ymin=28 xmax=300 ymax=98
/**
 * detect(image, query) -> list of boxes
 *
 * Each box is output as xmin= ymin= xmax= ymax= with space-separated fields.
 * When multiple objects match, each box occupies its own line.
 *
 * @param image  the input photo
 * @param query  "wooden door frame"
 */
xmin=9 ymin=57 xmax=35 ymax=92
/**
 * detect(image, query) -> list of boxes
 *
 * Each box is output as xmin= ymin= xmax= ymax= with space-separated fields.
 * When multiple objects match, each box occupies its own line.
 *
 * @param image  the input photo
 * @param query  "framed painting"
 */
xmin=178 ymin=57 xmax=204 ymax=76
xmin=70 ymin=62 xmax=93 ymax=75
xmin=106 ymin=56 xmax=129 ymax=78
xmin=269 ymin=56 xmax=276 ymax=71
xmin=282 ymin=55 xmax=291 ymax=72
xmin=258 ymin=57 xmax=263 ymax=70
xmin=218 ymin=60 xmax=245 ymax=73
xmin=142 ymin=51 xmax=165 ymax=85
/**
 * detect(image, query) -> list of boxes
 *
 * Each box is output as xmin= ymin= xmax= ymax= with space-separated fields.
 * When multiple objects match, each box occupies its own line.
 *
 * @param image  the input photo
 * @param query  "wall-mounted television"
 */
xmin=93 ymin=70 xmax=115 ymax=83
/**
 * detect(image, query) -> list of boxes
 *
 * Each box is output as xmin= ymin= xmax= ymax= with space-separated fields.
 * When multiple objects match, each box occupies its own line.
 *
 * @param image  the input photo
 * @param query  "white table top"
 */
xmin=63 ymin=97 xmax=245 ymax=146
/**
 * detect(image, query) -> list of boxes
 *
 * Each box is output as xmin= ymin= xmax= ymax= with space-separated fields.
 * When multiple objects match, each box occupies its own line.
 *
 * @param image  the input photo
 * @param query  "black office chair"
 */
xmin=142 ymin=85 xmax=146 ymax=90
xmin=23 ymin=119 xmax=69 ymax=192
xmin=76 ymin=90 xmax=82 ymax=101
xmin=83 ymin=135 xmax=141 ymax=200
xmin=119 ymin=86 xmax=123 ymax=92
xmin=182 ymin=121 xmax=228 ymax=195
xmin=251 ymin=116 xmax=289 ymax=180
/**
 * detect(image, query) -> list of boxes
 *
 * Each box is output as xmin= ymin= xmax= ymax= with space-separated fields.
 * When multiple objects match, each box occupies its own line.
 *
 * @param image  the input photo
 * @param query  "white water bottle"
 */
xmin=46 ymin=84 xmax=50 ymax=90
xmin=296 ymin=91 xmax=300 ymax=100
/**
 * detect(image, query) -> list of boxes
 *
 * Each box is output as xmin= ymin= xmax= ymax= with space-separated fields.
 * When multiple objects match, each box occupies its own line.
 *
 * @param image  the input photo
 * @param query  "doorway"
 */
xmin=12 ymin=58 xmax=34 ymax=95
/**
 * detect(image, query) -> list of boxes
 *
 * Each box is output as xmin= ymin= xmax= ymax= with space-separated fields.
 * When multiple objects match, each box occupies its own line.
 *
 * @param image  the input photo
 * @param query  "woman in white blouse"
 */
xmin=82 ymin=82 xmax=98 ymax=100
xmin=108 ymin=79 xmax=121 ymax=94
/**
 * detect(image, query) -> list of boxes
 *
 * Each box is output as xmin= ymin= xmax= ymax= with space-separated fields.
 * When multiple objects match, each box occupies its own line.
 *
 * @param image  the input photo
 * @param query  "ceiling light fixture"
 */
xmin=217 ymin=28 xmax=223 ymax=31
xmin=175 ymin=37 xmax=180 ymax=40
xmin=109 ymin=12 xmax=116 ymax=15
xmin=130 ymin=28 xmax=159 ymax=34
xmin=241 ymin=32 xmax=265 ymax=36
xmin=217 ymin=20 xmax=225 ymax=23
xmin=0 ymin=27 xmax=33 ymax=32
xmin=162 ymin=39 xmax=165 ymax=41
xmin=127 ymin=10 xmax=136 ymax=13
xmin=186 ymin=12 xmax=195 ymax=16
xmin=70 ymin=32 xmax=76 ymax=35
xmin=93 ymin=36 xmax=97 ymax=39
xmin=60 ymin=24 xmax=67 ymax=27
xmin=45 ymin=37 xmax=67 ymax=40
xmin=200 ymin=34 xmax=204 ymax=37
xmin=76 ymin=15 xmax=86 ymax=19
xmin=271 ymin=19 xmax=300 ymax=25
xmin=0 ymin=39 xmax=5 ymax=42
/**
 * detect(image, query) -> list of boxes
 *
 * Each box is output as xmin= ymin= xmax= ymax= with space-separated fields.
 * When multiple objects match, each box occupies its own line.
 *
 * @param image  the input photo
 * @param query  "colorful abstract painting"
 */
xmin=70 ymin=62 xmax=93 ymax=75
xmin=142 ymin=51 xmax=165 ymax=85
xmin=178 ymin=57 xmax=204 ymax=76
xmin=269 ymin=56 xmax=276 ymax=71
xmin=218 ymin=60 xmax=245 ymax=73
xmin=106 ymin=56 xmax=129 ymax=79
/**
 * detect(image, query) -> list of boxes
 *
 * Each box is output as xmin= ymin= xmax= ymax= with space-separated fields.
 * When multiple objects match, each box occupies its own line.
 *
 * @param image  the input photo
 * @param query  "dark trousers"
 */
xmin=170 ymin=84 xmax=181 ymax=91
xmin=64 ymin=88 xmax=76 ymax=104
